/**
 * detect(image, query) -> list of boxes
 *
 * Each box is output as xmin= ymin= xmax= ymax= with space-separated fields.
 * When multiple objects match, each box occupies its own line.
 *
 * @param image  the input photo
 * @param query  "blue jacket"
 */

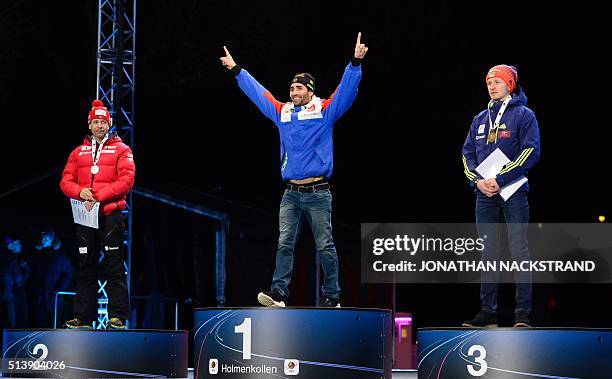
xmin=235 ymin=62 xmax=362 ymax=180
xmin=462 ymin=87 xmax=541 ymax=191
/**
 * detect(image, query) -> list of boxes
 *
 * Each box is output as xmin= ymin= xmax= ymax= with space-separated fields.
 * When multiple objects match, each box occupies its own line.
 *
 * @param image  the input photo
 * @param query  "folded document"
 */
xmin=475 ymin=148 xmax=527 ymax=201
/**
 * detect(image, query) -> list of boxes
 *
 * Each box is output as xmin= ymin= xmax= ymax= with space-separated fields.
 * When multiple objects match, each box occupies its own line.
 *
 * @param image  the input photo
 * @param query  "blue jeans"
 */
xmin=476 ymin=191 xmax=532 ymax=314
xmin=271 ymin=189 xmax=340 ymax=299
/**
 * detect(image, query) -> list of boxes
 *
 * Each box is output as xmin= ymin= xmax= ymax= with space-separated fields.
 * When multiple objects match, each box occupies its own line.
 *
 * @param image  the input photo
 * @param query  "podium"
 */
xmin=194 ymin=307 xmax=393 ymax=378
xmin=418 ymin=327 xmax=612 ymax=378
xmin=2 ymin=329 xmax=188 ymax=378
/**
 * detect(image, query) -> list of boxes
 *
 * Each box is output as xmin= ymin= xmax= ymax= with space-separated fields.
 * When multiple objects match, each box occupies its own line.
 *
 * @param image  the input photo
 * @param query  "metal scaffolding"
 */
xmin=132 ymin=187 xmax=229 ymax=306
xmin=95 ymin=0 xmax=136 ymax=328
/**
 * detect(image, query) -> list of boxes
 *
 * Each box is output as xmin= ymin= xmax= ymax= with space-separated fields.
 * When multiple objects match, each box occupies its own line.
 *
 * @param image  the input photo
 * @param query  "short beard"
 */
xmin=294 ymin=97 xmax=311 ymax=106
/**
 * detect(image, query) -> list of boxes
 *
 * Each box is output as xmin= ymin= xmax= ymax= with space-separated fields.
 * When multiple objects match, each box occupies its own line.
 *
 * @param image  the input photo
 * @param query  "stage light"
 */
xmin=599 ymin=215 xmax=606 ymax=223
xmin=394 ymin=316 xmax=413 ymax=327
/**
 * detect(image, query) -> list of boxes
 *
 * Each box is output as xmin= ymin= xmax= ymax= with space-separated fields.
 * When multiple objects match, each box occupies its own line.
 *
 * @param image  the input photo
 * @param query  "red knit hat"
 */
xmin=87 ymin=100 xmax=112 ymax=125
xmin=485 ymin=65 xmax=518 ymax=93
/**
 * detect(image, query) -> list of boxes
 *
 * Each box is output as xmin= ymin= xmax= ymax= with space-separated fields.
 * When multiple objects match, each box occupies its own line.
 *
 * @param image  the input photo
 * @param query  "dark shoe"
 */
xmin=64 ymin=318 xmax=92 ymax=329
xmin=257 ymin=289 xmax=286 ymax=307
xmin=318 ymin=296 xmax=341 ymax=308
xmin=462 ymin=311 xmax=498 ymax=327
xmin=514 ymin=311 xmax=531 ymax=328
xmin=108 ymin=317 xmax=126 ymax=330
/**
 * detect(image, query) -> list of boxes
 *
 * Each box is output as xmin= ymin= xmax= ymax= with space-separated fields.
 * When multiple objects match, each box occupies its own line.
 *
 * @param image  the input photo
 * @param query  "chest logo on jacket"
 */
xmin=280 ymin=96 xmax=323 ymax=123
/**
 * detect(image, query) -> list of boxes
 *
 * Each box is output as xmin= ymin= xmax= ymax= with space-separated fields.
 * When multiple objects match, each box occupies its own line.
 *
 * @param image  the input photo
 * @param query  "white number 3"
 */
xmin=467 ymin=344 xmax=488 ymax=376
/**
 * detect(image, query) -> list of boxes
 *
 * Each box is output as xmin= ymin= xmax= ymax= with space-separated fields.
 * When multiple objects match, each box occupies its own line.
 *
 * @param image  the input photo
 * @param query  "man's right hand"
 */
xmin=79 ymin=188 xmax=95 ymax=201
xmin=476 ymin=180 xmax=499 ymax=197
xmin=84 ymin=200 xmax=96 ymax=212
xmin=220 ymin=46 xmax=236 ymax=70
xmin=354 ymin=32 xmax=369 ymax=59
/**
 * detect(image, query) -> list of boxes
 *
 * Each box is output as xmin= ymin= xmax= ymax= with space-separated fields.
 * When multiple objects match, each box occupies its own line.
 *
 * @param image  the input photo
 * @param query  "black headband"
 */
xmin=291 ymin=73 xmax=315 ymax=91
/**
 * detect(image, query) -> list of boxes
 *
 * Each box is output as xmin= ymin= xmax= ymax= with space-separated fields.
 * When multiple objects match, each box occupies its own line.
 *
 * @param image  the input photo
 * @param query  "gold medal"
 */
xmin=486 ymin=96 xmax=511 ymax=145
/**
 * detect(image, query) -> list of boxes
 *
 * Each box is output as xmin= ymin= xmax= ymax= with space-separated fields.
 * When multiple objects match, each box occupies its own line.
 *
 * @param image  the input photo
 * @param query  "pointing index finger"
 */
xmin=223 ymin=45 xmax=230 ymax=56
xmin=356 ymin=32 xmax=361 ymax=46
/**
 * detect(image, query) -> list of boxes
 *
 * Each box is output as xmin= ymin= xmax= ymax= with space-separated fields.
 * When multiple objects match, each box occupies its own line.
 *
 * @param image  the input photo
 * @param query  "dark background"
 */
xmin=1 ymin=0 xmax=611 ymax=336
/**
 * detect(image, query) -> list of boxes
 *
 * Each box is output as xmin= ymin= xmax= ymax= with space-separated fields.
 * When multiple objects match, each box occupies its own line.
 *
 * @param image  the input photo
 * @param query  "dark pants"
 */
xmin=271 ymin=188 xmax=340 ymax=299
xmin=476 ymin=191 xmax=532 ymax=314
xmin=74 ymin=211 xmax=129 ymax=323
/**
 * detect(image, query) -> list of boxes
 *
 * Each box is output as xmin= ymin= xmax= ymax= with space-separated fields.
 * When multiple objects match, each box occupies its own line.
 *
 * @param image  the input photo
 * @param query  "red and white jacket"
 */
xmin=60 ymin=133 xmax=135 ymax=216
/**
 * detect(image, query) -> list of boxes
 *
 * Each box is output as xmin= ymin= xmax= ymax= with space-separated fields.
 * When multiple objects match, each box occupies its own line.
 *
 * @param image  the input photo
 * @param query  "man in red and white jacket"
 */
xmin=60 ymin=100 xmax=135 ymax=329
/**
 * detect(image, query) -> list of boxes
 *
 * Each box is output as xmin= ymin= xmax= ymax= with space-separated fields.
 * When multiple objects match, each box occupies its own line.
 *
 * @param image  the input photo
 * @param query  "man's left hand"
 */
xmin=354 ymin=32 xmax=369 ymax=59
xmin=484 ymin=178 xmax=500 ymax=192
xmin=220 ymin=46 xmax=236 ymax=70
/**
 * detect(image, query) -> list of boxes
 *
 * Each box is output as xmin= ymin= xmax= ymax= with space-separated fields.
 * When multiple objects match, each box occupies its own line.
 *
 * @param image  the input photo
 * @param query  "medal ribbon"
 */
xmin=486 ymin=95 xmax=512 ymax=144
xmin=90 ymin=134 xmax=109 ymax=173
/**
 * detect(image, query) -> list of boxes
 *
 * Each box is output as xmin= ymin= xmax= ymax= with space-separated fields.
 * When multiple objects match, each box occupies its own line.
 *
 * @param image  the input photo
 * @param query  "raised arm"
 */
xmin=323 ymin=33 xmax=369 ymax=122
xmin=354 ymin=32 xmax=369 ymax=60
xmin=219 ymin=46 xmax=237 ymax=71
xmin=220 ymin=46 xmax=283 ymax=123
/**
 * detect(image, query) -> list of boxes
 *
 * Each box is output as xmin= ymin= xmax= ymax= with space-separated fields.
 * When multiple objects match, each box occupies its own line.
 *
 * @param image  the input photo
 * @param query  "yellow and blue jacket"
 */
xmin=462 ymin=87 xmax=540 ymax=191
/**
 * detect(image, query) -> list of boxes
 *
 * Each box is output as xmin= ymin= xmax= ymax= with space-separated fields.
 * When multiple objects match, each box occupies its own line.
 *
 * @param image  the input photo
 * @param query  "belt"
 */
xmin=286 ymin=182 xmax=330 ymax=193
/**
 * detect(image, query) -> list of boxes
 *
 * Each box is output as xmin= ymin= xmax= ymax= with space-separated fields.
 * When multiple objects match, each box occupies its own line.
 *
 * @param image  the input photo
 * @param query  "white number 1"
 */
xmin=235 ymin=318 xmax=252 ymax=360
xmin=466 ymin=344 xmax=488 ymax=376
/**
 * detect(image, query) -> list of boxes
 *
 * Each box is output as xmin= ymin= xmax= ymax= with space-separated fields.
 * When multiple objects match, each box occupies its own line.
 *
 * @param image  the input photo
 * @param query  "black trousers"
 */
xmin=74 ymin=211 xmax=129 ymax=323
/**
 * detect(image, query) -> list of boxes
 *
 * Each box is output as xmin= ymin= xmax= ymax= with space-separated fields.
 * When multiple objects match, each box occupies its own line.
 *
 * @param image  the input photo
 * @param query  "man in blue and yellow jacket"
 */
xmin=462 ymin=65 xmax=541 ymax=328
xmin=220 ymin=33 xmax=368 ymax=308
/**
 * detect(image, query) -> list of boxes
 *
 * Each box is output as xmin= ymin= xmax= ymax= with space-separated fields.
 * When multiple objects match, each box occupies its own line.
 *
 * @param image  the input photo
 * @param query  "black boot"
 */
xmin=462 ymin=311 xmax=498 ymax=327
xmin=514 ymin=311 xmax=531 ymax=328
xmin=318 ymin=296 xmax=341 ymax=308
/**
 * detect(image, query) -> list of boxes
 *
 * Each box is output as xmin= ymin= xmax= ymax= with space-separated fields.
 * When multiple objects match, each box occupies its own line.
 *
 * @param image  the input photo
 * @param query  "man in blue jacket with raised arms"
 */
xmin=220 ymin=33 xmax=368 ymax=308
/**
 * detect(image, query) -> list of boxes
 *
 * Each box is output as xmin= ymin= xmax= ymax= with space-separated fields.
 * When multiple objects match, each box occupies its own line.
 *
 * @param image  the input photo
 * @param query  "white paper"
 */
xmin=475 ymin=148 xmax=527 ymax=201
xmin=70 ymin=199 xmax=100 ymax=229
xmin=475 ymin=148 xmax=510 ymax=179
xmin=500 ymin=177 xmax=528 ymax=201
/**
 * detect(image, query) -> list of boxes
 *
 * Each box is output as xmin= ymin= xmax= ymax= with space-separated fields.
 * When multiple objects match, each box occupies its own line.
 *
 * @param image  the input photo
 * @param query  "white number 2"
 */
xmin=235 ymin=318 xmax=252 ymax=360
xmin=33 ymin=344 xmax=49 ymax=364
xmin=467 ymin=344 xmax=488 ymax=376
